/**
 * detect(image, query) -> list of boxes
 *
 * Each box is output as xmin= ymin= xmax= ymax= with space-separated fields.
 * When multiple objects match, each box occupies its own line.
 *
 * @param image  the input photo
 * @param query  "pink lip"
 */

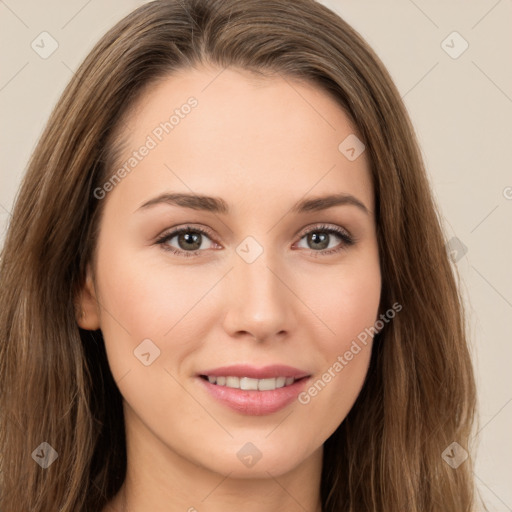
xmin=196 ymin=365 xmax=312 ymax=416
xmin=197 ymin=375 xmax=311 ymax=415
xmin=197 ymin=364 xmax=310 ymax=380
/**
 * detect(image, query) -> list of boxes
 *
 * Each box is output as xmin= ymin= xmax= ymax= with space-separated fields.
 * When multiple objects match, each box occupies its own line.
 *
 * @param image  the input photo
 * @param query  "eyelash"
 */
xmin=155 ymin=223 xmax=355 ymax=258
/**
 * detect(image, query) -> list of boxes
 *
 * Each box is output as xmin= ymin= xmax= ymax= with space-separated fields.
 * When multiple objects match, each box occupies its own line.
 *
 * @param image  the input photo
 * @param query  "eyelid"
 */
xmin=155 ymin=223 xmax=215 ymax=241
xmin=295 ymin=222 xmax=352 ymax=240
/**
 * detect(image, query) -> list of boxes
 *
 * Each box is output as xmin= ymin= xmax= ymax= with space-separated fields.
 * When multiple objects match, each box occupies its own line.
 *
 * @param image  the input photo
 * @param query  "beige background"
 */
xmin=0 ymin=1 xmax=511 ymax=510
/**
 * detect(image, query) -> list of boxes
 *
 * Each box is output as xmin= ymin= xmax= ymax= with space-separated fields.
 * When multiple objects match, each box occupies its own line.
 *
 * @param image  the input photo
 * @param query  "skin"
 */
xmin=77 ymin=65 xmax=381 ymax=512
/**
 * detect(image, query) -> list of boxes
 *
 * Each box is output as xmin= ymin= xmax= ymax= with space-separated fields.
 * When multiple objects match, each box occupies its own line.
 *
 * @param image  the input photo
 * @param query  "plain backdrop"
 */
xmin=0 ymin=1 xmax=511 ymax=510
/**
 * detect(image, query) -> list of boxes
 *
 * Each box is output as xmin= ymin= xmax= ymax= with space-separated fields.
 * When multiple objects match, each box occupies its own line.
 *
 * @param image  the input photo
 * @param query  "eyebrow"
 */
xmin=136 ymin=192 xmax=370 ymax=215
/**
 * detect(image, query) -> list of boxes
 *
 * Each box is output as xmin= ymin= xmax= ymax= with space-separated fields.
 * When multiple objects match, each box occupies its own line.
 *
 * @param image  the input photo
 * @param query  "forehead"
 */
xmin=107 ymin=66 xmax=373 ymax=214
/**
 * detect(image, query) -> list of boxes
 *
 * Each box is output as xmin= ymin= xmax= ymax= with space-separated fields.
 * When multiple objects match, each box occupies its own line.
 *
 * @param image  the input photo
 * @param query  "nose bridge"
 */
xmin=235 ymin=242 xmax=286 ymax=307
xmin=223 ymin=240 xmax=293 ymax=339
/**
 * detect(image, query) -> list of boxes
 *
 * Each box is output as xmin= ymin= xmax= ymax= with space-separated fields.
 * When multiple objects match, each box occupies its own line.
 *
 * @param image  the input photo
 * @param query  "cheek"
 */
xmin=93 ymin=234 xmax=221 ymax=386
xmin=93 ymin=238 xmax=181 ymax=377
xmin=295 ymin=252 xmax=380 ymax=429
xmin=92 ymin=241 xmax=210 ymax=437
xmin=95 ymin=232 xmax=202 ymax=332
xmin=304 ymin=251 xmax=381 ymax=356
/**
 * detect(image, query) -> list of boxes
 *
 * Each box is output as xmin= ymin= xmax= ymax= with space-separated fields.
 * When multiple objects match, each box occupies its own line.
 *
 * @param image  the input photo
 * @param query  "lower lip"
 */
xmin=197 ymin=376 xmax=310 ymax=415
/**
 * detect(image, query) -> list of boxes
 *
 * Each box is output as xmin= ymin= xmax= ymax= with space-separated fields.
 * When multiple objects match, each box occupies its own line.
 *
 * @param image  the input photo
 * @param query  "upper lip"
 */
xmin=198 ymin=364 xmax=311 ymax=380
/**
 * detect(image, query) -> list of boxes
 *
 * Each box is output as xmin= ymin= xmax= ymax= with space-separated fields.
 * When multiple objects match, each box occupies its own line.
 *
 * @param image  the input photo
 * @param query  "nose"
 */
xmin=221 ymin=248 xmax=296 ymax=343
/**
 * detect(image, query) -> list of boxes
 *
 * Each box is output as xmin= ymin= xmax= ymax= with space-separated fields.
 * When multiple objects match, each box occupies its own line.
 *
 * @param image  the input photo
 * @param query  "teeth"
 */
xmin=240 ymin=377 xmax=258 ymax=390
xmin=259 ymin=378 xmax=278 ymax=391
xmin=226 ymin=376 xmax=239 ymax=388
xmin=204 ymin=375 xmax=299 ymax=390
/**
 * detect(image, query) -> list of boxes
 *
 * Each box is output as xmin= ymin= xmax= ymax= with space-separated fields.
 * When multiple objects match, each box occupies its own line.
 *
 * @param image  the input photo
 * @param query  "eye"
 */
xmin=156 ymin=225 xmax=218 ymax=258
xmin=155 ymin=223 xmax=355 ymax=258
xmin=295 ymin=223 xmax=355 ymax=257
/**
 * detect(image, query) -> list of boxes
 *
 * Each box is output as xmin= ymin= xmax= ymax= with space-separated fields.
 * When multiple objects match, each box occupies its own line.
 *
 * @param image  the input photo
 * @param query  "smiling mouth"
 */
xmin=199 ymin=375 xmax=308 ymax=391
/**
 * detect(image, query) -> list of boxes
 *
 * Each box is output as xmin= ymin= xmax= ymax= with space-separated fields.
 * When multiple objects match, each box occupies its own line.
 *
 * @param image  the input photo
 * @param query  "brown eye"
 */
xmin=156 ymin=226 xmax=217 ymax=257
xmin=295 ymin=224 xmax=355 ymax=256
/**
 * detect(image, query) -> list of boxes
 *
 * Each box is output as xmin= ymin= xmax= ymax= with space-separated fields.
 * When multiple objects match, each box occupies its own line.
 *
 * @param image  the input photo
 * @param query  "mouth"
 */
xmin=198 ymin=374 xmax=308 ymax=391
xmin=196 ymin=365 xmax=312 ymax=415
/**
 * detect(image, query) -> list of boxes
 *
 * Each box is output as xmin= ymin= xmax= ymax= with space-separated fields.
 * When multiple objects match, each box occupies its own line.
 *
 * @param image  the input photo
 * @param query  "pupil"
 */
xmin=180 ymin=232 xmax=201 ymax=250
xmin=310 ymin=232 xmax=328 ymax=249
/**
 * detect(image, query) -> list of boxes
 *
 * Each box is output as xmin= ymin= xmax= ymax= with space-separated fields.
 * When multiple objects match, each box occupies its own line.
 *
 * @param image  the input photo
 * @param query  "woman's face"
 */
xmin=79 ymin=66 xmax=381 ymax=479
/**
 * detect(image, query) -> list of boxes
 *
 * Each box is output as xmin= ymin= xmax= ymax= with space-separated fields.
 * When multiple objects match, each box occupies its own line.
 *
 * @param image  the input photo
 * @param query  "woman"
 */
xmin=0 ymin=0 xmax=482 ymax=510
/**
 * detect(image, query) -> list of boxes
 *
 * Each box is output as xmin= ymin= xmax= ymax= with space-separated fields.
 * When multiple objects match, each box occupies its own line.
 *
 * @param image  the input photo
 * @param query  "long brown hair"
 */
xmin=0 ymin=0 xmax=482 ymax=510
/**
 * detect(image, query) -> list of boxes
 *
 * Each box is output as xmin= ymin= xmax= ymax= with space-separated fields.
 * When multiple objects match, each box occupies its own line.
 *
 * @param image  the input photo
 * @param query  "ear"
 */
xmin=75 ymin=263 xmax=101 ymax=330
